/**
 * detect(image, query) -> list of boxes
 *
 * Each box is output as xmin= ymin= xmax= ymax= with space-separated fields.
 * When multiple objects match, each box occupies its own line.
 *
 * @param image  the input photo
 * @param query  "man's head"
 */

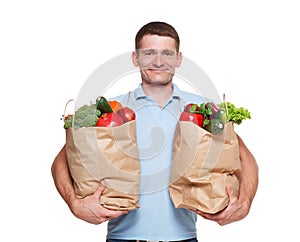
xmin=135 ymin=21 xmax=180 ymax=52
xmin=132 ymin=21 xmax=182 ymax=87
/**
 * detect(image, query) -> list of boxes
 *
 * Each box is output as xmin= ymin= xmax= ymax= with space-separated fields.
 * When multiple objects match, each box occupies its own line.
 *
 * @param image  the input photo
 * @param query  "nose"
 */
xmin=152 ymin=53 xmax=163 ymax=67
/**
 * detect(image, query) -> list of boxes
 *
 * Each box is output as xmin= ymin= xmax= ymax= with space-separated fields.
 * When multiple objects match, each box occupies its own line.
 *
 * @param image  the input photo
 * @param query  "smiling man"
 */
xmin=51 ymin=21 xmax=258 ymax=242
xmin=133 ymin=36 xmax=182 ymax=87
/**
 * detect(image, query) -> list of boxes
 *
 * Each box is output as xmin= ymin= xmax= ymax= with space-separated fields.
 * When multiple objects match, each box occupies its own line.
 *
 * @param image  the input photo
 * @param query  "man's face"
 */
xmin=132 ymin=34 xmax=182 ymax=87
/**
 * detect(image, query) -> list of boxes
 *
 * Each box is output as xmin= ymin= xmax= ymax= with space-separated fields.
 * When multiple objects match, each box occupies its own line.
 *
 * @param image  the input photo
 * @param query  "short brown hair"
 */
xmin=135 ymin=21 xmax=180 ymax=51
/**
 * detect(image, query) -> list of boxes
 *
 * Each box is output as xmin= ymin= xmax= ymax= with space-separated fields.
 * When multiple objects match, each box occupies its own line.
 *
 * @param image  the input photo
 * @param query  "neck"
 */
xmin=142 ymin=83 xmax=173 ymax=108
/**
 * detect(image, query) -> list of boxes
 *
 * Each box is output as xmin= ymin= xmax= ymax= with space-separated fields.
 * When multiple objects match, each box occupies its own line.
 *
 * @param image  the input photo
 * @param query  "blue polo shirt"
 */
xmin=107 ymin=83 xmax=208 ymax=241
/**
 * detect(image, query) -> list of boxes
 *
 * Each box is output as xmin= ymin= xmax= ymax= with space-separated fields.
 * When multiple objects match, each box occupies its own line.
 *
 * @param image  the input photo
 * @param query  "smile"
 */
xmin=147 ymin=69 xmax=169 ymax=73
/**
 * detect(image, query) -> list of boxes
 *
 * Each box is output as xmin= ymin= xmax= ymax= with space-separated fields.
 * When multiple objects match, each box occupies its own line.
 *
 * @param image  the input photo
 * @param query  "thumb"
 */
xmin=226 ymin=185 xmax=234 ymax=198
xmin=93 ymin=180 xmax=106 ymax=198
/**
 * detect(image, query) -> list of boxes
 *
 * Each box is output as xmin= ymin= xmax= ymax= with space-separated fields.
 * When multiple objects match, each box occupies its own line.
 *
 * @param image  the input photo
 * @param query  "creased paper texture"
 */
xmin=169 ymin=122 xmax=241 ymax=214
xmin=66 ymin=120 xmax=140 ymax=211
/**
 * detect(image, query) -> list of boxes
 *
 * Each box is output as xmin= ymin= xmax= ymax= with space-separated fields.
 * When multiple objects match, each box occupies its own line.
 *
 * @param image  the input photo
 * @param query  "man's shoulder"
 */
xmin=179 ymin=90 xmax=212 ymax=104
xmin=108 ymin=93 xmax=128 ymax=104
xmin=108 ymin=91 xmax=136 ymax=108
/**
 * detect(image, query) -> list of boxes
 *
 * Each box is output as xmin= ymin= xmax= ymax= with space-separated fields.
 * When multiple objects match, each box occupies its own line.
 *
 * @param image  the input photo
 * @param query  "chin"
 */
xmin=146 ymin=77 xmax=170 ymax=84
xmin=146 ymin=75 xmax=173 ymax=84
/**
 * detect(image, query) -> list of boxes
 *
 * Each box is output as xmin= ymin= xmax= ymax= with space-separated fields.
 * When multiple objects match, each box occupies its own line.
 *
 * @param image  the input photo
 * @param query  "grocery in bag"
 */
xmin=63 ymin=97 xmax=140 ymax=211
xmin=169 ymin=95 xmax=251 ymax=213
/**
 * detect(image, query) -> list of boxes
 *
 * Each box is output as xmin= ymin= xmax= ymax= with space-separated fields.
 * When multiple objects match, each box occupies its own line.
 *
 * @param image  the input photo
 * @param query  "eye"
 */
xmin=163 ymin=51 xmax=175 ymax=57
xmin=143 ymin=51 xmax=155 ymax=57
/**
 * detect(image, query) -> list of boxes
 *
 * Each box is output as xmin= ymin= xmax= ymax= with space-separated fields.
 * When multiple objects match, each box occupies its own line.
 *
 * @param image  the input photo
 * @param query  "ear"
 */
xmin=131 ymin=51 xmax=139 ymax=67
xmin=176 ymin=52 xmax=183 ymax=67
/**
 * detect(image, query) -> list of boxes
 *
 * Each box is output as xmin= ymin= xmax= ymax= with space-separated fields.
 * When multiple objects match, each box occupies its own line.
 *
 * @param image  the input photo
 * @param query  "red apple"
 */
xmin=117 ymin=107 xmax=136 ymax=123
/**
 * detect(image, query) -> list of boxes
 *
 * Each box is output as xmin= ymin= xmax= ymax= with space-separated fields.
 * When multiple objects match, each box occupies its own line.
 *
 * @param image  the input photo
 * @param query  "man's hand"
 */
xmin=196 ymin=186 xmax=248 ymax=226
xmin=197 ymin=134 xmax=259 ymax=226
xmin=70 ymin=182 xmax=128 ymax=225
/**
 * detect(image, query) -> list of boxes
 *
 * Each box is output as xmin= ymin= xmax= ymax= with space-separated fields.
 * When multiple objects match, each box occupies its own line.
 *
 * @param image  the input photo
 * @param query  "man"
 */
xmin=51 ymin=21 xmax=258 ymax=241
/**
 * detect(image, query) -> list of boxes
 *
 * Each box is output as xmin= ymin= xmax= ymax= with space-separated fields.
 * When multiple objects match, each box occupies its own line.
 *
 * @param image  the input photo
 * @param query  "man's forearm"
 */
xmin=51 ymin=145 xmax=77 ymax=211
xmin=237 ymin=135 xmax=259 ymax=214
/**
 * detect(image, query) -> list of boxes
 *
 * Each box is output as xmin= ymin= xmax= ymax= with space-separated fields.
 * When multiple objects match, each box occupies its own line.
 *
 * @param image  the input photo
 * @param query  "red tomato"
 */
xmin=96 ymin=112 xmax=124 ymax=127
xmin=179 ymin=111 xmax=204 ymax=127
xmin=117 ymin=107 xmax=136 ymax=123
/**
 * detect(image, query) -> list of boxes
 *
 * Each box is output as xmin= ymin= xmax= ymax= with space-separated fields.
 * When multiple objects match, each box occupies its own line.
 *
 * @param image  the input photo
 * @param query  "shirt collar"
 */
xmin=134 ymin=84 xmax=146 ymax=99
xmin=172 ymin=83 xmax=182 ymax=99
xmin=133 ymin=83 xmax=182 ymax=100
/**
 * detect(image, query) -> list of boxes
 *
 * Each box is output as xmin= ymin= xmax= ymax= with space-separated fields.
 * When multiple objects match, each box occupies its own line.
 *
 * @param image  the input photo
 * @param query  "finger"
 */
xmin=93 ymin=181 xmax=106 ymax=198
xmin=226 ymin=185 xmax=234 ymax=197
xmin=217 ymin=219 xmax=226 ymax=226
xmin=196 ymin=209 xmax=204 ymax=216
xmin=103 ymin=212 xmax=127 ymax=222
xmin=196 ymin=210 xmax=214 ymax=220
xmin=225 ymin=185 xmax=239 ymax=205
xmin=111 ymin=209 xmax=128 ymax=217
xmin=104 ymin=209 xmax=128 ymax=219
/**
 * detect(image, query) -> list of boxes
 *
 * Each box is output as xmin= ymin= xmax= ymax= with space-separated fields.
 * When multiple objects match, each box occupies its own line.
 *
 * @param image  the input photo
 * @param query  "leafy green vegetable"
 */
xmin=196 ymin=103 xmax=212 ymax=126
xmin=218 ymin=102 xmax=251 ymax=125
xmin=73 ymin=105 xmax=101 ymax=129
xmin=199 ymin=103 xmax=213 ymax=116
xmin=63 ymin=116 xmax=73 ymax=129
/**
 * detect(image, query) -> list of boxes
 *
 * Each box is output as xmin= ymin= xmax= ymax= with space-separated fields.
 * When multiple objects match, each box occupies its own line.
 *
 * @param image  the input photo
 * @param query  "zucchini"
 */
xmin=96 ymin=96 xmax=113 ymax=113
xmin=204 ymin=119 xmax=225 ymax=135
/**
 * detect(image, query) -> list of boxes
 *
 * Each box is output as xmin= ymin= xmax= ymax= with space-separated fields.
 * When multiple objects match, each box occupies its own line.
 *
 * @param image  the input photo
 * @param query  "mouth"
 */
xmin=146 ymin=68 xmax=170 ymax=73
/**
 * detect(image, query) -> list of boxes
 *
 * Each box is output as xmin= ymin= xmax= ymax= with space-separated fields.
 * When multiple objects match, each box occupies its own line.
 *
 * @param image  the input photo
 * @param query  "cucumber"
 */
xmin=204 ymin=119 xmax=225 ymax=135
xmin=96 ymin=96 xmax=113 ymax=113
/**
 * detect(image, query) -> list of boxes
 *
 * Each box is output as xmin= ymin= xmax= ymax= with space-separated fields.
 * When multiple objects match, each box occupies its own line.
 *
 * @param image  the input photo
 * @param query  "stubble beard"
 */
xmin=140 ymin=68 xmax=175 ymax=87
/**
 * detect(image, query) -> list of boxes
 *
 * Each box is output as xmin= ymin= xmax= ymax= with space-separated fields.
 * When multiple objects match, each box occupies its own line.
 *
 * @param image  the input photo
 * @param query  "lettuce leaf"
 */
xmin=218 ymin=102 xmax=251 ymax=125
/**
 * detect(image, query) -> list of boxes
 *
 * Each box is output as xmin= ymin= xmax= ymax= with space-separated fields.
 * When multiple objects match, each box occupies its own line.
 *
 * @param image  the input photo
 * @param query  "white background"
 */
xmin=1 ymin=0 xmax=299 ymax=241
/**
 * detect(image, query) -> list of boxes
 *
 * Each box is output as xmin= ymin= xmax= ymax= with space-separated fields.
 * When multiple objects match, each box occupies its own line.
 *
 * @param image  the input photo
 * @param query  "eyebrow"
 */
xmin=140 ymin=48 xmax=176 ymax=52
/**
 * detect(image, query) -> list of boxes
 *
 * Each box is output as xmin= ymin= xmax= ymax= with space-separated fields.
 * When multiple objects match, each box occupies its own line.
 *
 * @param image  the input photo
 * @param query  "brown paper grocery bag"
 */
xmin=65 ymin=120 xmax=140 ymax=211
xmin=169 ymin=122 xmax=241 ymax=214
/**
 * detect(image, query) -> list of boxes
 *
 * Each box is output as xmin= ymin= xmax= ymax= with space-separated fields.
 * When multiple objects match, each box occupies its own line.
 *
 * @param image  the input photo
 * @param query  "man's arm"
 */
xmin=197 ymin=134 xmax=259 ymax=225
xmin=51 ymin=145 xmax=128 ymax=224
xmin=235 ymin=134 xmax=259 ymax=215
